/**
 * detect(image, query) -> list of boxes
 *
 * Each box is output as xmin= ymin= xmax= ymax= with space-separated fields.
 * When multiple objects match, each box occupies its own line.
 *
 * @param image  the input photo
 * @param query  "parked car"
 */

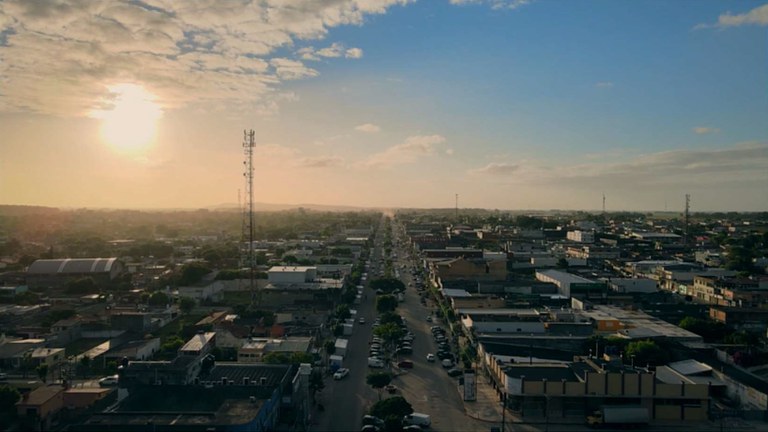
xmin=398 ymin=360 xmax=414 ymax=369
xmin=447 ymin=368 xmax=463 ymax=377
xmin=426 ymin=316 xmax=432 ymax=322
xmin=385 ymin=384 xmax=398 ymax=394
xmin=361 ymin=425 xmax=380 ymax=432
xmin=363 ymin=415 xmax=385 ymax=427
xmin=98 ymin=375 xmax=119 ymax=387
xmin=0 ymin=372 xmax=8 ymax=381
xmin=396 ymin=346 xmax=413 ymax=355
xmin=333 ymin=368 xmax=350 ymax=380
xmin=442 ymin=359 xmax=454 ymax=368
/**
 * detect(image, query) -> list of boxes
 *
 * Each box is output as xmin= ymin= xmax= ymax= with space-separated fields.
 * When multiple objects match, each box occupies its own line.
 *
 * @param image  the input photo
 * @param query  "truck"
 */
xmin=343 ymin=323 xmax=353 ymax=336
xmin=403 ymin=413 xmax=431 ymax=427
xmin=334 ymin=338 xmax=348 ymax=357
xmin=586 ymin=406 xmax=649 ymax=428
xmin=329 ymin=355 xmax=343 ymax=373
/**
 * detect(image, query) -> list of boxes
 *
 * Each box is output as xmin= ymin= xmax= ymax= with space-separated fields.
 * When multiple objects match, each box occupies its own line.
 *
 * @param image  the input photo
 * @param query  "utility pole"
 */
xmin=602 ymin=193 xmax=606 ymax=214
xmin=242 ymin=130 xmax=258 ymax=306
xmin=684 ymin=194 xmax=691 ymax=247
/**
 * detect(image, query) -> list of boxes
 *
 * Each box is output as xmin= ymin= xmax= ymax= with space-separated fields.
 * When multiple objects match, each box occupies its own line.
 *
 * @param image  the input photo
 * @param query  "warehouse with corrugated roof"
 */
xmin=26 ymin=258 xmax=124 ymax=290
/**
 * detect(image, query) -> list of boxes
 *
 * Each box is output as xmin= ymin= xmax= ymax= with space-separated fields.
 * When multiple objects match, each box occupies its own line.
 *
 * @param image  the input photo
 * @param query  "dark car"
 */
xmin=437 ymin=351 xmax=454 ymax=361
xmin=447 ymin=368 xmax=463 ymax=377
xmin=397 ymin=360 xmax=414 ymax=369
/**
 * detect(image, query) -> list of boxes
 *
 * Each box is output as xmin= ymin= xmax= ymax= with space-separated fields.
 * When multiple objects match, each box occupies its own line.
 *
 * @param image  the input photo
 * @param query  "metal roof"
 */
xmin=668 ymin=359 xmax=712 ymax=376
xmin=27 ymin=258 xmax=119 ymax=275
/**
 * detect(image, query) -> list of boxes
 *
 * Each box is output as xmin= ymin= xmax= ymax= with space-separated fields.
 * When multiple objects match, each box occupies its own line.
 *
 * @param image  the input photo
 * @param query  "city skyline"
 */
xmin=1 ymin=1 xmax=767 ymax=212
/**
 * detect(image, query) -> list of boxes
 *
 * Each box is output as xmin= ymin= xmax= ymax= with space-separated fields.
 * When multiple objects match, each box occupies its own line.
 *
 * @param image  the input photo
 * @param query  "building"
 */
xmin=16 ymin=385 xmax=65 ymax=431
xmin=26 ymin=258 xmax=124 ymax=290
xmin=105 ymin=338 xmax=160 ymax=362
xmin=709 ymin=307 xmax=768 ymax=331
xmin=535 ymin=270 xmax=606 ymax=298
xmin=268 ymin=266 xmax=317 ymax=284
xmin=567 ymin=230 xmax=594 ymax=243
xmin=238 ymin=337 xmax=312 ymax=363
xmin=607 ymin=278 xmax=658 ymax=294
xmin=480 ymin=350 xmax=710 ymax=423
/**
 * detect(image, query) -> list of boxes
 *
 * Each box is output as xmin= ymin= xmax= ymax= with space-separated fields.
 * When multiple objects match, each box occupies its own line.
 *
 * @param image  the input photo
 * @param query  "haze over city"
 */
xmin=1 ymin=0 xmax=766 ymax=211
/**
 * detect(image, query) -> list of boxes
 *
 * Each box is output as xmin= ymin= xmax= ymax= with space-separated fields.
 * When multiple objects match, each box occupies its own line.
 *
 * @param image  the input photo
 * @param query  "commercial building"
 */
xmin=267 ymin=266 xmax=317 ymax=284
xmin=26 ymin=258 xmax=124 ymax=290
xmin=535 ymin=270 xmax=606 ymax=297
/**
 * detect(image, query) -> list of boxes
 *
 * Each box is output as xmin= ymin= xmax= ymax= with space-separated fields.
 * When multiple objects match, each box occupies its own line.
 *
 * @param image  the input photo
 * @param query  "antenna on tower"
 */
xmin=455 ymin=193 xmax=459 ymax=221
xmin=684 ymin=193 xmax=691 ymax=247
xmin=242 ymin=130 xmax=258 ymax=306
xmin=602 ymin=193 xmax=606 ymax=214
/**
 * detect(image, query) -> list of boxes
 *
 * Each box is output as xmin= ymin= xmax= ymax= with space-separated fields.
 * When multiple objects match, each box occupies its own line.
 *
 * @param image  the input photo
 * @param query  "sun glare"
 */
xmin=91 ymin=83 xmax=162 ymax=153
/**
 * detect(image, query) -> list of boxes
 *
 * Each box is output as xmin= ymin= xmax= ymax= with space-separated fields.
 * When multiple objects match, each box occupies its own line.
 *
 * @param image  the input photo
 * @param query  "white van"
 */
xmin=368 ymin=357 xmax=384 ymax=368
xmin=403 ymin=413 xmax=431 ymax=427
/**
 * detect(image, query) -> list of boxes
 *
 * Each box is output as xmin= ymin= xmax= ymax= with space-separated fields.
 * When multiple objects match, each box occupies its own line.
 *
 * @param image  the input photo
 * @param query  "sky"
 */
xmin=0 ymin=0 xmax=767 ymax=212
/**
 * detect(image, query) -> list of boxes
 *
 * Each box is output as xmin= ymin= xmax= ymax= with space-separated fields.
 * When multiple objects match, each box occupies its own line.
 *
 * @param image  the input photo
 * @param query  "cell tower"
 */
xmin=684 ymin=193 xmax=691 ymax=247
xmin=242 ymin=130 xmax=258 ymax=305
xmin=455 ymin=193 xmax=459 ymax=220
xmin=602 ymin=193 xmax=606 ymax=214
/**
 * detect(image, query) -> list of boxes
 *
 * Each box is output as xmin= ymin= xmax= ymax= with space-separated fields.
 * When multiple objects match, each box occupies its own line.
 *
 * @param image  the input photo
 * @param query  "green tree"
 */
xmin=36 ymin=364 xmax=49 ymax=383
xmin=335 ymin=304 xmax=351 ymax=321
xmin=373 ymin=323 xmax=405 ymax=362
xmin=366 ymin=372 xmax=392 ymax=401
xmin=369 ymin=396 xmax=413 ymax=424
xmin=161 ymin=336 xmax=184 ymax=353
xmin=0 ymin=385 xmax=21 ymax=416
xmin=370 ymin=278 xmax=405 ymax=294
xmin=309 ymin=369 xmax=324 ymax=402
xmin=179 ymin=296 xmax=196 ymax=315
xmin=625 ymin=340 xmax=669 ymax=367
xmin=379 ymin=312 xmax=403 ymax=326
xmin=177 ymin=262 xmax=212 ymax=286
xmin=324 ymin=340 xmax=336 ymax=357
xmin=148 ymin=291 xmax=170 ymax=307
xmin=376 ymin=295 xmax=398 ymax=314
xmin=678 ymin=317 xmax=729 ymax=342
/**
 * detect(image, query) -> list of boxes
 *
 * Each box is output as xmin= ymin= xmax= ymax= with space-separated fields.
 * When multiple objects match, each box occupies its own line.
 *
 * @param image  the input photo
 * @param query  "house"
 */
xmin=16 ymin=385 xmax=65 ymax=431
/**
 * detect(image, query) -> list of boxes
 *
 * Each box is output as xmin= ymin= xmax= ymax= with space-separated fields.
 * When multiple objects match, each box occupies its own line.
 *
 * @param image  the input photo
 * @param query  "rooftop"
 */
xmin=17 ymin=385 xmax=64 ymax=406
xmin=180 ymin=332 xmax=216 ymax=353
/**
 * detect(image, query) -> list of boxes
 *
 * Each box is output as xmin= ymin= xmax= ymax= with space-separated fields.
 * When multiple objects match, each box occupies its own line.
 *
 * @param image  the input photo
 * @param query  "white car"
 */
xmin=426 ymin=353 xmax=436 ymax=362
xmin=98 ymin=375 xmax=119 ymax=387
xmin=359 ymin=317 xmax=366 ymax=324
xmin=333 ymin=368 xmax=350 ymax=380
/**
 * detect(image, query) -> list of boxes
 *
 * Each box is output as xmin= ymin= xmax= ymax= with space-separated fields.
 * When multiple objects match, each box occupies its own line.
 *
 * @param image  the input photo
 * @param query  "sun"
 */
xmin=91 ymin=83 xmax=163 ymax=153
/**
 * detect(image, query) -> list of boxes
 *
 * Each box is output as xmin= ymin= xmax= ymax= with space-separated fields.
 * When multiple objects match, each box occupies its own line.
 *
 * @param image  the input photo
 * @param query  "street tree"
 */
xmin=369 ymin=396 xmax=413 ymax=426
xmin=366 ymin=372 xmax=392 ymax=401
xmin=373 ymin=323 xmax=405 ymax=362
xmin=370 ymin=278 xmax=405 ymax=294
xmin=376 ymin=295 xmax=398 ymax=314
xmin=0 ymin=386 xmax=21 ymax=416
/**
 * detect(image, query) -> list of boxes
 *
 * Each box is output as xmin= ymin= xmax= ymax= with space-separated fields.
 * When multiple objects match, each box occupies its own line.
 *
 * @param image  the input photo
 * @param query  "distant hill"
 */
xmin=208 ymin=202 xmax=383 ymax=212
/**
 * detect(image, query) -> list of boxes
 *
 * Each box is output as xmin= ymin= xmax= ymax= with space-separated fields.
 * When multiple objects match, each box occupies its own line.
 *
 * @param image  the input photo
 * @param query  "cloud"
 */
xmin=467 ymin=142 xmax=768 ymax=188
xmin=299 ymin=42 xmax=363 ymax=60
xmin=365 ymin=134 xmax=446 ymax=167
xmin=355 ymin=123 xmax=381 ymax=133
xmin=345 ymin=47 xmax=363 ymax=58
xmin=469 ymin=162 xmax=519 ymax=175
xmin=297 ymin=156 xmax=344 ymax=168
xmin=696 ymin=4 xmax=768 ymax=29
xmin=693 ymin=126 xmax=720 ymax=135
xmin=449 ymin=0 xmax=531 ymax=10
xmin=0 ymin=0 xmax=410 ymax=116
xmin=595 ymin=81 xmax=614 ymax=88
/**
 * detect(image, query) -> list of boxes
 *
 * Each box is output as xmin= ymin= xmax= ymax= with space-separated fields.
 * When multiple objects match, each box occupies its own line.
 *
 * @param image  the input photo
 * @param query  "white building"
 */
xmin=535 ymin=269 xmax=601 ymax=297
xmin=566 ymin=230 xmax=594 ymax=243
xmin=268 ymin=266 xmax=317 ymax=284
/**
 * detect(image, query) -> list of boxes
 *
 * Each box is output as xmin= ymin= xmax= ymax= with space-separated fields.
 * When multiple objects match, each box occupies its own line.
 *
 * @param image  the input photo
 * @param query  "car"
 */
xmin=363 ymin=415 xmax=385 ymax=427
xmin=397 ymin=360 xmax=414 ymax=369
xmin=437 ymin=352 xmax=453 ymax=361
xmin=98 ymin=375 xmax=119 ymax=387
xmin=426 ymin=353 xmax=435 ymax=362
xmin=361 ymin=425 xmax=380 ymax=432
xmin=426 ymin=316 xmax=432 ymax=322
xmin=333 ymin=368 xmax=349 ymax=380
xmin=447 ymin=368 xmax=463 ymax=377
xmin=359 ymin=317 xmax=366 ymax=324
xmin=396 ymin=346 xmax=413 ymax=355
xmin=0 ymin=372 xmax=8 ymax=381
xmin=385 ymin=384 xmax=398 ymax=394
xmin=403 ymin=426 xmax=423 ymax=431
xmin=442 ymin=359 xmax=454 ymax=368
